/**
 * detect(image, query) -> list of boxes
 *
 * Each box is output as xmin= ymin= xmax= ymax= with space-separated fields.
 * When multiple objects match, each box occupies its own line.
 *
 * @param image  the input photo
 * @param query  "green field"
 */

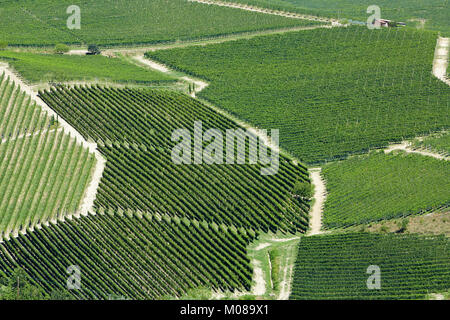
xmin=0 ymin=0 xmax=320 ymax=46
xmin=223 ymin=0 xmax=450 ymax=35
xmin=0 ymin=73 xmax=51 ymax=138
xmin=0 ymin=51 xmax=174 ymax=84
xmin=39 ymin=86 xmax=311 ymax=233
xmin=148 ymin=26 xmax=449 ymax=164
xmin=0 ymin=212 xmax=255 ymax=299
xmin=322 ymin=151 xmax=450 ymax=228
xmin=412 ymin=131 xmax=450 ymax=156
xmin=290 ymin=233 xmax=450 ymax=299
xmin=0 ymin=130 xmax=96 ymax=238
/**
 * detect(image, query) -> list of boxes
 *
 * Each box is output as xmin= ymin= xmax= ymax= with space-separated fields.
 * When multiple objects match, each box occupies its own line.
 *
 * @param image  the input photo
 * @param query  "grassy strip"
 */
xmin=0 ymin=51 xmax=174 ymax=84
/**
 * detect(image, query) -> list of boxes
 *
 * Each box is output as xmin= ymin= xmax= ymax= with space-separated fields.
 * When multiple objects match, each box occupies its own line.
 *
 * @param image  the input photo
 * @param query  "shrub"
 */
xmin=396 ymin=218 xmax=409 ymax=233
xmin=292 ymin=181 xmax=312 ymax=199
xmin=54 ymin=43 xmax=69 ymax=54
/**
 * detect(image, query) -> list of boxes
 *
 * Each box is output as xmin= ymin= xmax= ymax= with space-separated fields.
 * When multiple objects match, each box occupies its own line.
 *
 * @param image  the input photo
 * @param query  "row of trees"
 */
xmin=0 ymin=41 xmax=101 ymax=55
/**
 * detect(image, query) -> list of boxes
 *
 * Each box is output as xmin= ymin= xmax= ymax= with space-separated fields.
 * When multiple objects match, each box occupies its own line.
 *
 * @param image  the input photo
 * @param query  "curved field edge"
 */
xmin=321 ymin=150 xmax=450 ymax=229
xmin=146 ymin=26 xmax=449 ymax=165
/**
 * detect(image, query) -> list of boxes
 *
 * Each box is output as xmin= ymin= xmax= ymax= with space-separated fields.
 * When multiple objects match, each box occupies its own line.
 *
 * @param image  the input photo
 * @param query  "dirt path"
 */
xmin=133 ymin=55 xmax=209 ymax=98
xmin=429 ymin=293 xmax=445 ymax=300
xmin=252 ymin=259 xmax=266 ymax=296
xmin=67 ymin=49 xmax=88 ymax=55
xmin=270 ymin=237 xmax=300 ymax=242
xmin=133 ymin=55 xmax=170 ymax=73
xmin=77 ymin=154 xmax=106 ymax=218
xmin=133 ymin=55 xmax=286 ymax=154
xmin=267 ymin=252 xmax=273 ymax=290
xmin=0 ymin=64 xmax=95 ymax=152
xmin=308 ymin=168 xmax=326 ymax=235
xmin=433 ymin=37 xmax=450 ymax=86
xmin=255 ymin=242 xmax=271 ymax=250
xmin=102 ymin=24 xmax=333 ymax=57
xmin=188 ymin=0 xmax=339 ymax=24
xmin=0 ymin=63 xmax=106 ymax=218
xmin=277 ymin=240 xmax=298 ymax=300
xmin=384 ymin=141 xmax=449 ymax=161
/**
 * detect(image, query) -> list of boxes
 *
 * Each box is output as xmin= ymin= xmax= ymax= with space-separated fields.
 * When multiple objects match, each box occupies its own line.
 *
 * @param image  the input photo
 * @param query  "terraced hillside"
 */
xmin=290 ymin=233 xmax=450 ymax=299
xmin=147 ymin=26 xmax=449 ymax=164
xmin=0 ymin=0 xmax=320 ymax=46
xmin=0 ymin=212 xmax=255 ymax=299
xmin=322 ymin=151 xmax=450 ymax=228
xmin=39 ymin=86 xmax=310 ymax=233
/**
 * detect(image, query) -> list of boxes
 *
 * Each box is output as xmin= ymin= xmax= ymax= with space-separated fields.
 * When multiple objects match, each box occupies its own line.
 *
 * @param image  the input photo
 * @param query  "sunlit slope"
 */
xmin=0 ymin=0 xmax=321 ymax=46
xmin=148 ymin=26 xmax=449 ymax=164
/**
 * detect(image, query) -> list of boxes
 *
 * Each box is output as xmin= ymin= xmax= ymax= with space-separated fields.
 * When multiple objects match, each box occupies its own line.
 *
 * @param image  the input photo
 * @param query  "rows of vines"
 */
xmin=290 ymin=233 xmax=450 ymax=299
xmin=0 ymin=212 xmax=255 ymax=299
xmin=39 ymin=85 xmax=311 ymax=233
xmin=147 ymin=26 xmax=449 ymax=164
xmin=0 ymin=73 xmax=50 ymax=140
xmin=0 ymin=130 xmax=96 ymax=239
xmin=0 ymin=0 xmax=320 ymax=46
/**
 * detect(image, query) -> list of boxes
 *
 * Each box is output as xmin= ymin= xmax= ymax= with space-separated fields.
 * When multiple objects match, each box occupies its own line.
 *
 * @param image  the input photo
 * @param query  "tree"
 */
xmin=54 ymin=43 xmax=69 ymax=54
xmin=87 ymin=44 xmax=101 ymax=55
xmin=292 ymin=181 xmax=312 ymax=199
xmin=0 ymin=268 xmax=47 ymax=300
xmin=396 ymin=218 xmax=409 ymax=233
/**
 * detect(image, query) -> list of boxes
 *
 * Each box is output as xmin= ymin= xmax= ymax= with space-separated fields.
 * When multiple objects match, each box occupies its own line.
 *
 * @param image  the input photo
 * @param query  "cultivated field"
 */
xmin=222 ymin=0 xmax=450 ymax=35
xmin=290 ymin=233 xmax=450 ymax=299
xmin=0 ymin=0 xmax=448 ymax=303
xmin=0 ymin=0 xmax=320 ymax=46
xmin=39 ymin=86 xmax=311 ymax=233
xmin=0 ymin=73 xmax=50 ymax=138
xmin=0 ymin=130 xmax=96 ymax=238
xmin=0 ymin=212 xmax=255 ymax=299
xmin=148 ymin=26 xmax=449 ymax=164
xmin=322 ymin=151 xmax=450 ymax=228
xmin=0 ymin=51 xmax=175 ymax=84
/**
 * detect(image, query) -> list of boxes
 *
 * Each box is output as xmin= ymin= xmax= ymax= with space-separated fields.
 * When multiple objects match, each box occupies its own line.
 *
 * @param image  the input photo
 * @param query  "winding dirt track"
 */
xmin=384 ymin=141 xmax=449 ymax=161
xmin=433 ymin=37 xmax=450 ymax=86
